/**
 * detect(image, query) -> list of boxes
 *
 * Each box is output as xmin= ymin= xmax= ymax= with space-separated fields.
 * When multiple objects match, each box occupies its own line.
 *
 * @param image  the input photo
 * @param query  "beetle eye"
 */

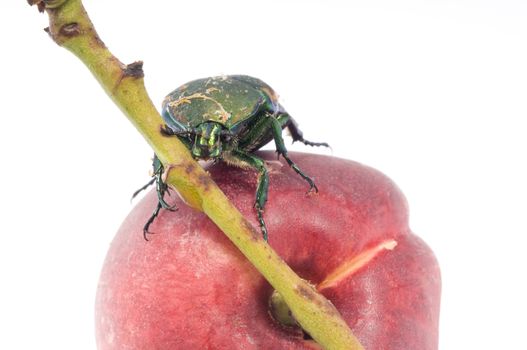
xmin=221 ymin=130 xmax=233 ymax=141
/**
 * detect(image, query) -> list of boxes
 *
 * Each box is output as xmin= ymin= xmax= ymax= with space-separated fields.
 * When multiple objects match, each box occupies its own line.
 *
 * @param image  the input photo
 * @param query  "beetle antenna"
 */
xmin=160 ymin=125 xmax=198 ymax=137
xmin=177 ymin=129 xmax=198 ymax=136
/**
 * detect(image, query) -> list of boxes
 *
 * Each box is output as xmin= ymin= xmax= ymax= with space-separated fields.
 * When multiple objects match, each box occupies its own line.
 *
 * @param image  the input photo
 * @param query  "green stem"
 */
xmin=31 ymin=1 xmax=363 ymax=349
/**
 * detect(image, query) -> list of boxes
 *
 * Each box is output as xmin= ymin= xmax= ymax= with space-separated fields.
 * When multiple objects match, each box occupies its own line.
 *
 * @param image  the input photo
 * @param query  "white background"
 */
xmin=1 ymin=0 xmax=526 ymax=349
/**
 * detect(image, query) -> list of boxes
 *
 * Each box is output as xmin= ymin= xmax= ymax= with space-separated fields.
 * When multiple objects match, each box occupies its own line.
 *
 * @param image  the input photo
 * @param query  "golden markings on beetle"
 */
xmin=168 ymin=93 xmax=232 ymax=122
xmin=317 ymin=239 xmax=398 ymax=291
xmin=205 ymin=87 xmax=220 ymax=94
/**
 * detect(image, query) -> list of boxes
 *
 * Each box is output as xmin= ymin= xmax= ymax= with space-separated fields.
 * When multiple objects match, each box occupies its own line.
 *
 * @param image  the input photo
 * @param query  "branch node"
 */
xmin=112 ymin=61 xmax=145 ymax=93
xmin=28 ymin=0 xmax=67 ymax=11
xmin=123 ymin=61 xmax=145 ymax=79
xmin=44 ymin=0 xmax=69 ymax=9
xmin=59 ymin=22 xmax=81 ymax=37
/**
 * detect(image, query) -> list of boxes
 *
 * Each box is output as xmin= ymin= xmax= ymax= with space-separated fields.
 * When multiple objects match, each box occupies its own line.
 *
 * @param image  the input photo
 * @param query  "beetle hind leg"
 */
xmin=285 ymin=115 xmax=330 ymax=148
xmin=271 ymin=117 xmax=318 ymax=193
xmin=230 ymin=150 xmax=270 ymax=241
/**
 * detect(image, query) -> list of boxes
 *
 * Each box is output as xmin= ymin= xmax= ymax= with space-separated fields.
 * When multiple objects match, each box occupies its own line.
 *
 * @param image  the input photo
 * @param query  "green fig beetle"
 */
xmin=135 ymin=75 xmax=328 ymax=241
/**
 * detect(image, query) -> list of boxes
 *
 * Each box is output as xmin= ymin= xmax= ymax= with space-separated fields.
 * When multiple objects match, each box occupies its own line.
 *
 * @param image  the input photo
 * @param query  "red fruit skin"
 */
xmin=95 ymin=152 xmax=441 ymax=350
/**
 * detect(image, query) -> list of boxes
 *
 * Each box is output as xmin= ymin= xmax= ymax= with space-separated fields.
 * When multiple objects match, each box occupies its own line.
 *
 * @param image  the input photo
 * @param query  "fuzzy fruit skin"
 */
xmin=95 ymin=152 xmax=441 ymax=350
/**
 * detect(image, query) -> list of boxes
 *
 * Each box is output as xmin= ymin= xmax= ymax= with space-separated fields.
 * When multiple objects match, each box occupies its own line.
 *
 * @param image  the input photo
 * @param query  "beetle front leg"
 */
xmin=231 ymin=150 xmax=270 ymax=241
xmin=284 ymin=115 xmax=330 ymax=148
xmin=270 ymin=117 xmax=318 ymax=193
xmin=131 ymin=177 xmax=155 ymax=201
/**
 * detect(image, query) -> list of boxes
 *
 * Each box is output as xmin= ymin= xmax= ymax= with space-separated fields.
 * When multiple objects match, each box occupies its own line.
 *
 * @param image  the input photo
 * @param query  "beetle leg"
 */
xmin=131 ymin=177 xmax=156 ymax=202
xmin=143 ymin=202 xmax=162 ymax=240
xmin=284 ymin=115 xmax=330 ymax=148
xmin=141 ymin=155 xmax=178 ymax=240
xmin=154 ymin=158 xmax=177 ymax=211
xmin=270 ymin=117 xmax=319 ymax=193
xmin=230 ymin=150 xmax=270 ymax=241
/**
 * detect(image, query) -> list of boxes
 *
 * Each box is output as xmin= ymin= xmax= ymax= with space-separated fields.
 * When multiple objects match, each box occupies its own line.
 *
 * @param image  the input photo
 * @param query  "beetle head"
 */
xmin=191 ymin=122 xmax=225 ymax=159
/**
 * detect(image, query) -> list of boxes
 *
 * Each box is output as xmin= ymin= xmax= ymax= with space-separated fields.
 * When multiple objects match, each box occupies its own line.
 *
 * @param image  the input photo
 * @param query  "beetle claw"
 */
xmin=306 ymin=181 xmax=318 ymax=194
xmin=142 ymin=202 xmax=163 ymax=241
xmin=159 ymin=196 xmax=178 ymax=211
xmin=143 ymin=227 xmax=159 ymax=241
xmin=143 ymin=228 xmax=151 ymax=241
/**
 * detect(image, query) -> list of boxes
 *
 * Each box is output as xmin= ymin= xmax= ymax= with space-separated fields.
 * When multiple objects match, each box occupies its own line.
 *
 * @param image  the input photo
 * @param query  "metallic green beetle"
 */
xmin=136 ymin=75 xmax=328 ymax=241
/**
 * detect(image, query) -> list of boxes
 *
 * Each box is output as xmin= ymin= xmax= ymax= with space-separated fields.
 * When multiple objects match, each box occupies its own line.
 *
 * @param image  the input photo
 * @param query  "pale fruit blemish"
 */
xmin=317 ymin=239 xmax=398 ymax=291
xmin=265 ymin=160 xmax=284 ymax=175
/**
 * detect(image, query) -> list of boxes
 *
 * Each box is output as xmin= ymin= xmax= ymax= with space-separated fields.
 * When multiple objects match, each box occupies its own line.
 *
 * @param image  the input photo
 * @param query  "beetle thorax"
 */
xmin=192 ymin=122 xmax=224 ymax=159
